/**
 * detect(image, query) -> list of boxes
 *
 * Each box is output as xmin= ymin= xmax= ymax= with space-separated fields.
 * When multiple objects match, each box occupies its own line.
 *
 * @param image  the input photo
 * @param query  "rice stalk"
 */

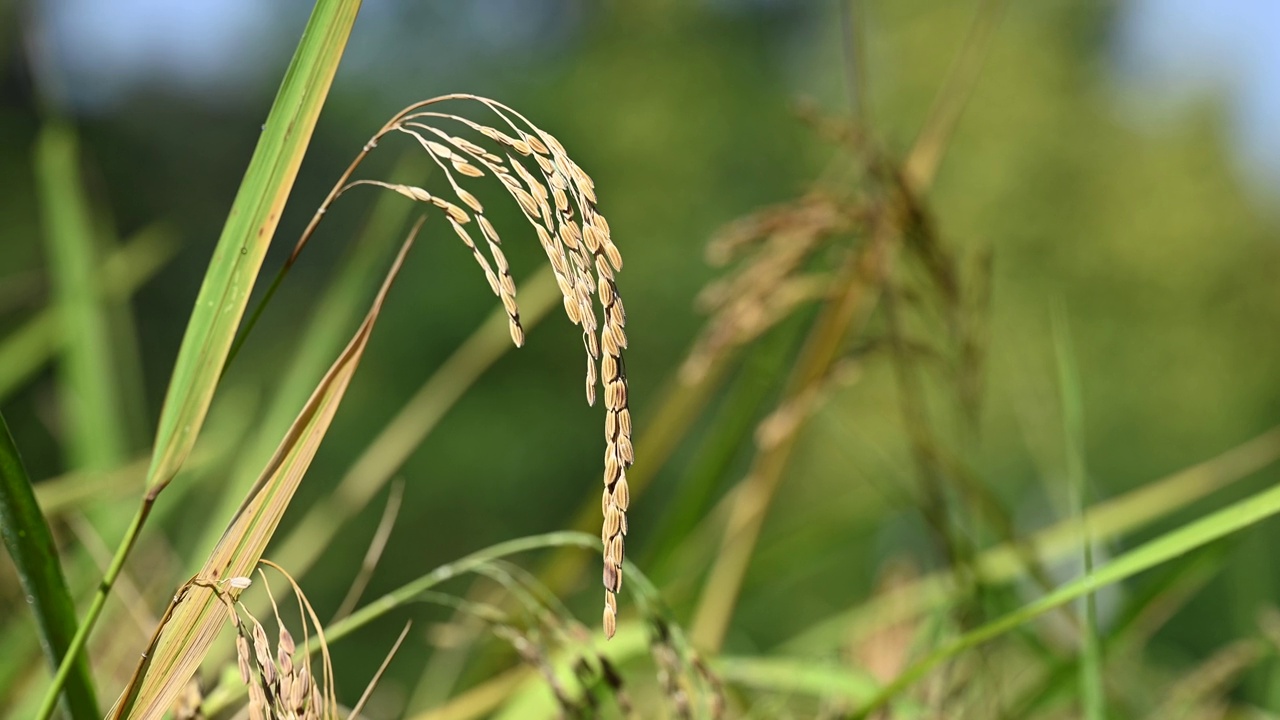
xmin=689 ymin=0 xmax=1013 ymax=652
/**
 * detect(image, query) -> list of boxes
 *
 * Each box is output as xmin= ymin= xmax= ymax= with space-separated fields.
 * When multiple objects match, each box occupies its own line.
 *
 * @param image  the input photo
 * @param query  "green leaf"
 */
xmin=0 ymin=412 xmax=99 ymax=719
xmin=143 ymin=0 xmax=363 ymax=497
xmin=855 ymin=464 xmax=1280 ymax=717
xmin=35 ymin=122 xmax=132 ymax=472
xmin=1052 ymin=305 xmax=1105 ymax=720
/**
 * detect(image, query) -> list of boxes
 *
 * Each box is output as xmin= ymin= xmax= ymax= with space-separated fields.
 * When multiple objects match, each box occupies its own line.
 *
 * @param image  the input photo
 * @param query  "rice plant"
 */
xmin=3 ymin=1 xmax=1280 ymax=719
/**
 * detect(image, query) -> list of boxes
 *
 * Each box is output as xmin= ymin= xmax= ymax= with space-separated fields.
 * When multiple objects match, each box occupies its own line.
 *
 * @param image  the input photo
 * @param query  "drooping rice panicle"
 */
xmin=299 ymin=95 xmax=632 ymax=638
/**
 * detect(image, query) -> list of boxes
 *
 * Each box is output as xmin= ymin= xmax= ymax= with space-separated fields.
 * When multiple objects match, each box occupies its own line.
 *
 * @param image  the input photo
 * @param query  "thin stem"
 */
xmin=35 ymin=502 xmax=151 ymax=720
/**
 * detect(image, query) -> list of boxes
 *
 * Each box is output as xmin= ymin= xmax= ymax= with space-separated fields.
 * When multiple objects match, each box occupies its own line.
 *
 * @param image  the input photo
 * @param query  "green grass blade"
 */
xmin=0 ymin=412 xmax=99 ymax=719
xmin=143 ymin=0 xmax=362 ymax=496
xmin=35 ymin=123 xmax=132 ymax=471
xmin=715 ymin=656 xmax=882 ymax=705
xmin=112 ymin=226 xmax=412 ymax=719
xmin=854 ymin=465 xmax=1280 ymax=717
xmin=0 ymin=226 xmax=174 ymax=404
xmin=780 ymin=424 xmax=1280 ymax=655
xmin=1052 ymin=306 xmax=1105 ymax=720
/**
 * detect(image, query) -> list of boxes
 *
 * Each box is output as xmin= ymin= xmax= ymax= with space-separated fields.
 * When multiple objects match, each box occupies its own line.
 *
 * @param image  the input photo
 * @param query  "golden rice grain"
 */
xmin=614 ymin=475 xmax=630 ymax=511
xmin=452 ymin=159 xmax=484 ymax=178
xmin=603 ymin=605 xmax=617 ymax=640
xmin=523 ymin=131 xmax=549 ymax=155
xmin=456 ymin=188 xmax=484 ymax=213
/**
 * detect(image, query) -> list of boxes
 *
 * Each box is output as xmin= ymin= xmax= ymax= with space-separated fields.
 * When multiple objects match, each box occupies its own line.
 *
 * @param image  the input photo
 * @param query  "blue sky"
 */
xmin=1114 ymin=0 xmax=1280 ymax=195
xmin=34 ymin=0 xmax=1280 ymax=197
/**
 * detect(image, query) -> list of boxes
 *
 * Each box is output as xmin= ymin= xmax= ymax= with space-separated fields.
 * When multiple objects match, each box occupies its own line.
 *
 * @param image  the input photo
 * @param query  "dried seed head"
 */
xmin=361 ymin=95 xmax=632 ymax=640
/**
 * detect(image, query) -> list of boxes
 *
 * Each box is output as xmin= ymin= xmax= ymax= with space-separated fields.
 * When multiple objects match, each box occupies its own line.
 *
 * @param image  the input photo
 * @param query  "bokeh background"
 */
xmin=3 ymin=0 xmax=1280 ymax=716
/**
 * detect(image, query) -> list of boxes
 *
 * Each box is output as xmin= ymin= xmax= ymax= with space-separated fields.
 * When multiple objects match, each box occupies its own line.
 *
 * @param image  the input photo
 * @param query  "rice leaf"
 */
xmin=1053 ymin=306 xmax=1105 ymax=720
xmin=34 ymin=123 xmax=131 ymax=471
xmin=715 ymin=656 xmax=881 ymax=705
xmin=854 ymin=466 xmax=1280 ymax=718
xmin=143 ymin=0 xmax=362 ymax=497
xmin=0 ymin=412 xmax=99 ymax=720
xmin=111 ymin=224 xmax=415 ymax=719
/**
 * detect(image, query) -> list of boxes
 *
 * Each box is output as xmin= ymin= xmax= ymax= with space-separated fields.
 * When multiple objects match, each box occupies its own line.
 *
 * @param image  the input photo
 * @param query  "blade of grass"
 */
xmin=1053 ymin=306 xmax=1105 ymax=720
xmin=0 ymin=225 xmax=174 ymax=404
xmin=853 ymin=463 xmax=1280 ymax=718
xmin=901 ymin=0 xmax=1009 ymax=191
xmin=35 ymin=2 xmax=363 ymax=716
xmin=112 ymin=219 xmax=415 ymax=720
xmin=142 ymin=0 xmax=361 ymax=499
xmin=715 ymin=656 xmax=882 ymax=705
xmin=780 ymin=425 xmax=1280 ymax=656
xmin=35 ymin=122 xmax=131 ymax=471
xmin=1009 ymin=547 xmax=1226 ymax=719
xmin=0 ymin=412 xmax=99 ymax=719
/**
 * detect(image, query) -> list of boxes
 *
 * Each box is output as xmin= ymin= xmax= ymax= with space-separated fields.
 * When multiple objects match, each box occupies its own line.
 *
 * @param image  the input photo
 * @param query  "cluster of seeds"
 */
xmin=339 ymin=95 xmax=632 ymax=638
xmin=209 ymin=572 xmax=334 ymax=720
xmin=681 ymin=194 xmax=861 ymax=383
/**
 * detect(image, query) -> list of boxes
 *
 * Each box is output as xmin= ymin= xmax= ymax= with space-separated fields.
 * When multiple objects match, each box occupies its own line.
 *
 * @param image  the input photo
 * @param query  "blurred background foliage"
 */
xmin=2 ymin=0 xmax=1280 ymax=717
